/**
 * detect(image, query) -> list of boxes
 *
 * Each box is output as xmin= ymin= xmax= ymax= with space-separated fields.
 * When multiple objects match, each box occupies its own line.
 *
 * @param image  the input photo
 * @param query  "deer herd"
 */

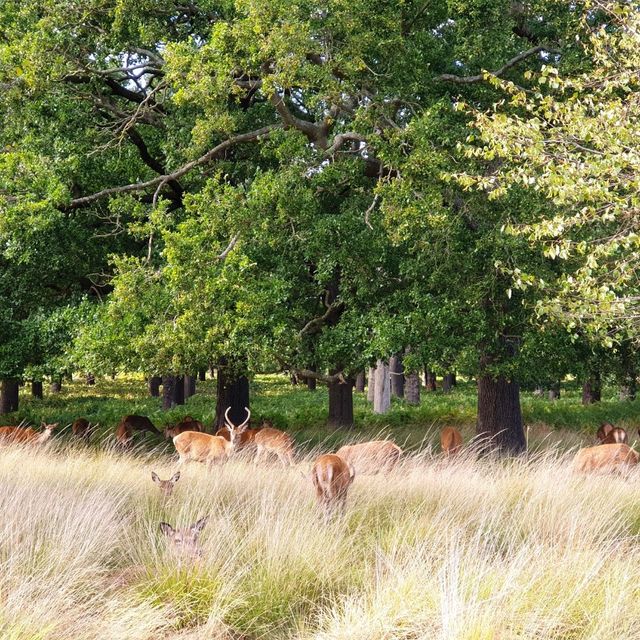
xmin=1 ymin=411 xmax=638 ymax=555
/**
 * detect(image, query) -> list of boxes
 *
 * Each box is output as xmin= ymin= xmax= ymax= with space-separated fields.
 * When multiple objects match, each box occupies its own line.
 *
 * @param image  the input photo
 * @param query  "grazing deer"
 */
xmin=173 ymin=407 xmax=251 ymax=466
xmin=573 ymin=443 xmax=639 ymax=473
xmin=115 ymin=414 xmax=161 ymax=448
xmin=253 ymin=422 xmax=295 ymax=466
xmin=440 ymin=426 xmax=463 ymax=456
xmin=596 ymin=422 xmax=616 ymax=443
xmin=72 ymin=417 xmax=92 ymax=442
xmin=0 ymin=422 xmax=58 ymax=445
xmin=164 ymin=417 xmax=205 ymax=439
xmin=335 ymin=440 xmax=402 ymax=475
xmin=600 ymin=427 xmax=628 ymax=445
xmin=151 ymin=471 xmax=181 ymax=497
xmin=159 ymin=516 xmax=208 ymax=557
xmin=311 ymin=454 xmax=355 ymax=520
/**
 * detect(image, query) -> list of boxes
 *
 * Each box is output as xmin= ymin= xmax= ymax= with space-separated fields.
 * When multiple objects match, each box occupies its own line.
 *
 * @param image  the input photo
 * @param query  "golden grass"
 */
xmin=1 ymin=441 xmax=640 ymax=639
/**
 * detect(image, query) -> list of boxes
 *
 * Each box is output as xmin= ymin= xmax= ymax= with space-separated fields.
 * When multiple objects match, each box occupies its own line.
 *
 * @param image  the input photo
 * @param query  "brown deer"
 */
xmin=164 ymin=417 xmax=205 ymax=439
xmin=151 ymin=471 xmax=181 ymax=497
xmin=311 ymin=454 xmax=356 ymax=520
xmin=600 ymin=427 xmax=628 ymax=445
xmin=159 ymin=516 xmax=208 ymax=557
xmin=440 ymin=427 xmax=463 ymax=456
xmin=335 ymin=440 xmax=402 ymax=475
xmin=172 ymin=407 xmax=251 ymax=466
xmin=115 ymin=415 xmax=161 ymax=448
xmin=253 ymin=423 xmax=295 ymax=466
xmin=72 ymin=417 xmax=92 ymax=442
xmin=215 ymin=411 xmax=261 ymax=451
xmin=0 ymin=422 xmax=58 ymax=445
xmin=573 ymin=443 xmax=639 ymax=473
xmin=596 ymin=422 xmax=616 ymax=443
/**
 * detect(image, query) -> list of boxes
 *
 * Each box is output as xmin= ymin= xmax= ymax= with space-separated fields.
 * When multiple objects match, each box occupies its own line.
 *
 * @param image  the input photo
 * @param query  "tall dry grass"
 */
xmin=1 ymin=441 xmax=640 ymax=639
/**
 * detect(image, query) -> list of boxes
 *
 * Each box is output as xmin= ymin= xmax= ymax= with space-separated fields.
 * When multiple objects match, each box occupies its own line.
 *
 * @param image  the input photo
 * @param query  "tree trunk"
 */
xmin=306 ymin=375 xmax=317 ymax=391
xmin=148 ymin=375 xmax=161 ymax=397
xmin=442 ymin=372 xmax=455 ymax=393
xmin=404 ymin=372 xmax=420 ymax=405
xmin=425 ymin=369 xmax=437 ymax=392
xmin=86 ymin=373 xmax=95 ymax=385
xmin=0 ymin=379 xmax=19 ymax=414
xmin=31 ymin=380 xmax=43 ymax=400
xmin=215 ymin=365 xmax=250 ymax=429
xmin=174 ymin=376 xmax=185 ymax=405
xmin=184 ymin=374 xmax=196 ymax=399
xmin=548 ymin=382 xmax=560 ymax=401
xmin=476 ymin=374 xmax=526 ymax=454
xmin=367 ymin=366 xmax=376 ymax=402
xmin=162 ymin=375 xmax=177 ymax=410
xmin=355 ymin=371 xmax=365 ymax=393
xmin=373 ymin=360 xmax=391 ymax=414
xmin=50 ymin=379 xmax=62 ymax=394
xmin=389 ymin=354 xmax=404 ymax=398
xmin=198 ymin=369 xmax=206 ymax=382
xmin=451 ymin=372 xmax=457 ymax=386
xmin=328 ymin=378 xmax=354 ymax=429
xmin=582 ymin=372 xmax=602 ymax=405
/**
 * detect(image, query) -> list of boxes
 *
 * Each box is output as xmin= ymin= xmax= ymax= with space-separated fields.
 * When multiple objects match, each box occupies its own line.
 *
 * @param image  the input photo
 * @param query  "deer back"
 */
xmin=573 ymin=443 xmax=639 ymax=473
xmin=440 ymin=427 xmax=463 ymax=455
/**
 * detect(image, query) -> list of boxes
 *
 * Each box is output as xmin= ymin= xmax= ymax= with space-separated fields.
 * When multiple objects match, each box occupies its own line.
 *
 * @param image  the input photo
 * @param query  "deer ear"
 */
xmin=159 ymin=522 xmax=175 ymax=536
xmin=170 ymin=471 xmax=181 ymax=483
xmin=151 ymin=472 xmax=160 ymax=484
xmin=191 ymin=516 xmax=209 ymax=534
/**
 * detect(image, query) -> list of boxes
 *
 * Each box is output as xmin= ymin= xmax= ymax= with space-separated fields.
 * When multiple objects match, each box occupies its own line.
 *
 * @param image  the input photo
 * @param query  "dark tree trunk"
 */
xmin=50 ymin=379 xmax=62 ymax=394
xmin=290 ymin=373 xmax=299 ymax=385
xmin=373 ymin=360 xmax=391 ymax=414
xmin=548 ymin=382 xmax=560 ymax=401
xmin=367 ymin=367 xmax=376 ymax=402
xmin=0 ymin=379 xmax=19 ymax=414
xmin=425 ymin=369 xmax=437 ymax=392
xmin=174 ymin=376 xmax=185 ymax=405
xmin=162 ymin=375 xmax=177 ymax=410
xmin=215 ymin=365 xmax=250 ymax=429
xmin=582 ymin=372 xmax=602 ymax=405
xmin=476 ymin=374 xmax=526 ymax=454
xmin=328 ymin=378 xmax=354 ymax=429
xmin=31 ymin=380 xmax=43 ymax=399
xmin=86 ymin=373 xmax=95 ymax=385
xmin=198 ymin=369 xmax=206 ymax=382
xmin=355 ymin=371 xmax=366 ymax=393
xmin=389 ymin=354 xmax=404 ymax=398
xmin=148 ymin=375 xmax=161 ymax=397
xmin=184 ymin=374 xmax=196 ymax=398
xmin=442 ymin=373 xmax=455 ymax=393
xmin=404 ymin=372 xmax=420 ymax=405
xmin=451 ymin=372 xmax=457 ymax=386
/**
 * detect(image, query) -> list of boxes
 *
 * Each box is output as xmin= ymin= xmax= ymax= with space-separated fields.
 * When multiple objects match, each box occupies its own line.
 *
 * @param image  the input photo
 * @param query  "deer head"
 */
xmin=159 ymin=516 xmax=208 ymax=557
xmin=151 ymin=471 xmax=181 ymax=497
xmin=224 ymin=406 xmax=251 ymax=450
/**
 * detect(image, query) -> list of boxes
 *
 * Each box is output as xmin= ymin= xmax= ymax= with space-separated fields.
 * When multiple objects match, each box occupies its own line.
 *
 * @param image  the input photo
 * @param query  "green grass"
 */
xmin=4 ymin=373 xmax=640 ymax=453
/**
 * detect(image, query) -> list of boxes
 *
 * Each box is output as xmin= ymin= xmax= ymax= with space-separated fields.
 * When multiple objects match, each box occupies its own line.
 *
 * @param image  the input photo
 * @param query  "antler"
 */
xmin=238 ymin=407 xmax=251 ymax=430
xmin=224 ymin=406 xmax=235 ymax=429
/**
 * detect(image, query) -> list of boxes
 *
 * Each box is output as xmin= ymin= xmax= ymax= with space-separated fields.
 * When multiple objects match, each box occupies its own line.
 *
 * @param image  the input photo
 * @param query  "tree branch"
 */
xmin=439 ymin=45 xmax=558 ymax=84
xmin=65 ymin=124 xmax=281 ymax=209
xmin=298 ymin=299 xmax=345 ymax=337
xmin=217 ymin=233 xmax=240 ymax=260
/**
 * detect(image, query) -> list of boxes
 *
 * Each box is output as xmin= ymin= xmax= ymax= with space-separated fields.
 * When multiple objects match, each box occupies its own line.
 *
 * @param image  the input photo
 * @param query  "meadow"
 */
xmin=2 ymin=376 xmax=640 ymax=639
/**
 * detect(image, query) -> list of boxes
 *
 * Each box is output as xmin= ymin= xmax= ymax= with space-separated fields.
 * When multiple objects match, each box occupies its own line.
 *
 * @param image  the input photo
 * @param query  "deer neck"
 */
xmin=36 ymin=429 xmax=52 ymax=444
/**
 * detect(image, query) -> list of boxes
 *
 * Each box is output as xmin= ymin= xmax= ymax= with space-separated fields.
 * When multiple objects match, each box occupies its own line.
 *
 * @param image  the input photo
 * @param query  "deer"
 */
xmin=72 ymin=417 xmax=92 ymax=442
xmin=0 ymin=422 xmax=58 ymax=445
xmin=596 ymin=422 xmax=616 ymax=443
xmin=115 ymin=414 xmax=161 ymax=448
xmin=215 ymin=414 xmax=261 ymax=451
xmin=573 ymin=443 xmax=639 ymax=473
xmin=311 ymin=454 xmax=356 ymax=520
xmin=600 ymin=427 xmax=628 ymax=445
xmin=253 ymin=421 xmax=295 ymax=466
xmin=335 ymin=440 xmax=402 ymax=475
xmin=440 ymin=427 xmax=463 ymax=456
xmin=151 ymin=471 xmax=181 ymax=497
xmin=159 ymin=516 xmax=208 ymax=557
xmin=172 ymin=406 xmax=251 ymax=467
xmin=164 ymin=417 xmax=205 ymax=439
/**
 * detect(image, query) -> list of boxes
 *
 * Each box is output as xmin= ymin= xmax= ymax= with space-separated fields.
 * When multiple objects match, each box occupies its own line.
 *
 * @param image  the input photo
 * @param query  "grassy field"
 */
xmin=1 ymin=376 xmax=640 ymax=639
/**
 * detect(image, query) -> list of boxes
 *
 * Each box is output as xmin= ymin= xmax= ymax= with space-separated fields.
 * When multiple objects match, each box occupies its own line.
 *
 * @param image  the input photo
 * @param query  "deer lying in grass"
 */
xmin=311 ymin=454 xmax=355 ymax=520
xmin=335 ymin=440 xmax=402 ymax=474
xmin=151 ymin=471 xmax=181 ymax=497
xmin=573 ymin=443 xmax=639 ymax=473
xmin=0 ymin=422 xmax=58 ymax=445
xmin=173 ymin=407 xmax=251 ymax=466
xmin=159 ymin=516 xmax=208 ymax=557
xmin=72 ymin=417 xmax=92 ymax=442
xmin=440 ymin=427 xmax=463 ymax=456
xmin=164 ymin=417 xmax=205 ymax=439
xmin=115 ymin=414 xmax=161 ymax=448
xmin=600 ymin=427 xmax=628 ymax=445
